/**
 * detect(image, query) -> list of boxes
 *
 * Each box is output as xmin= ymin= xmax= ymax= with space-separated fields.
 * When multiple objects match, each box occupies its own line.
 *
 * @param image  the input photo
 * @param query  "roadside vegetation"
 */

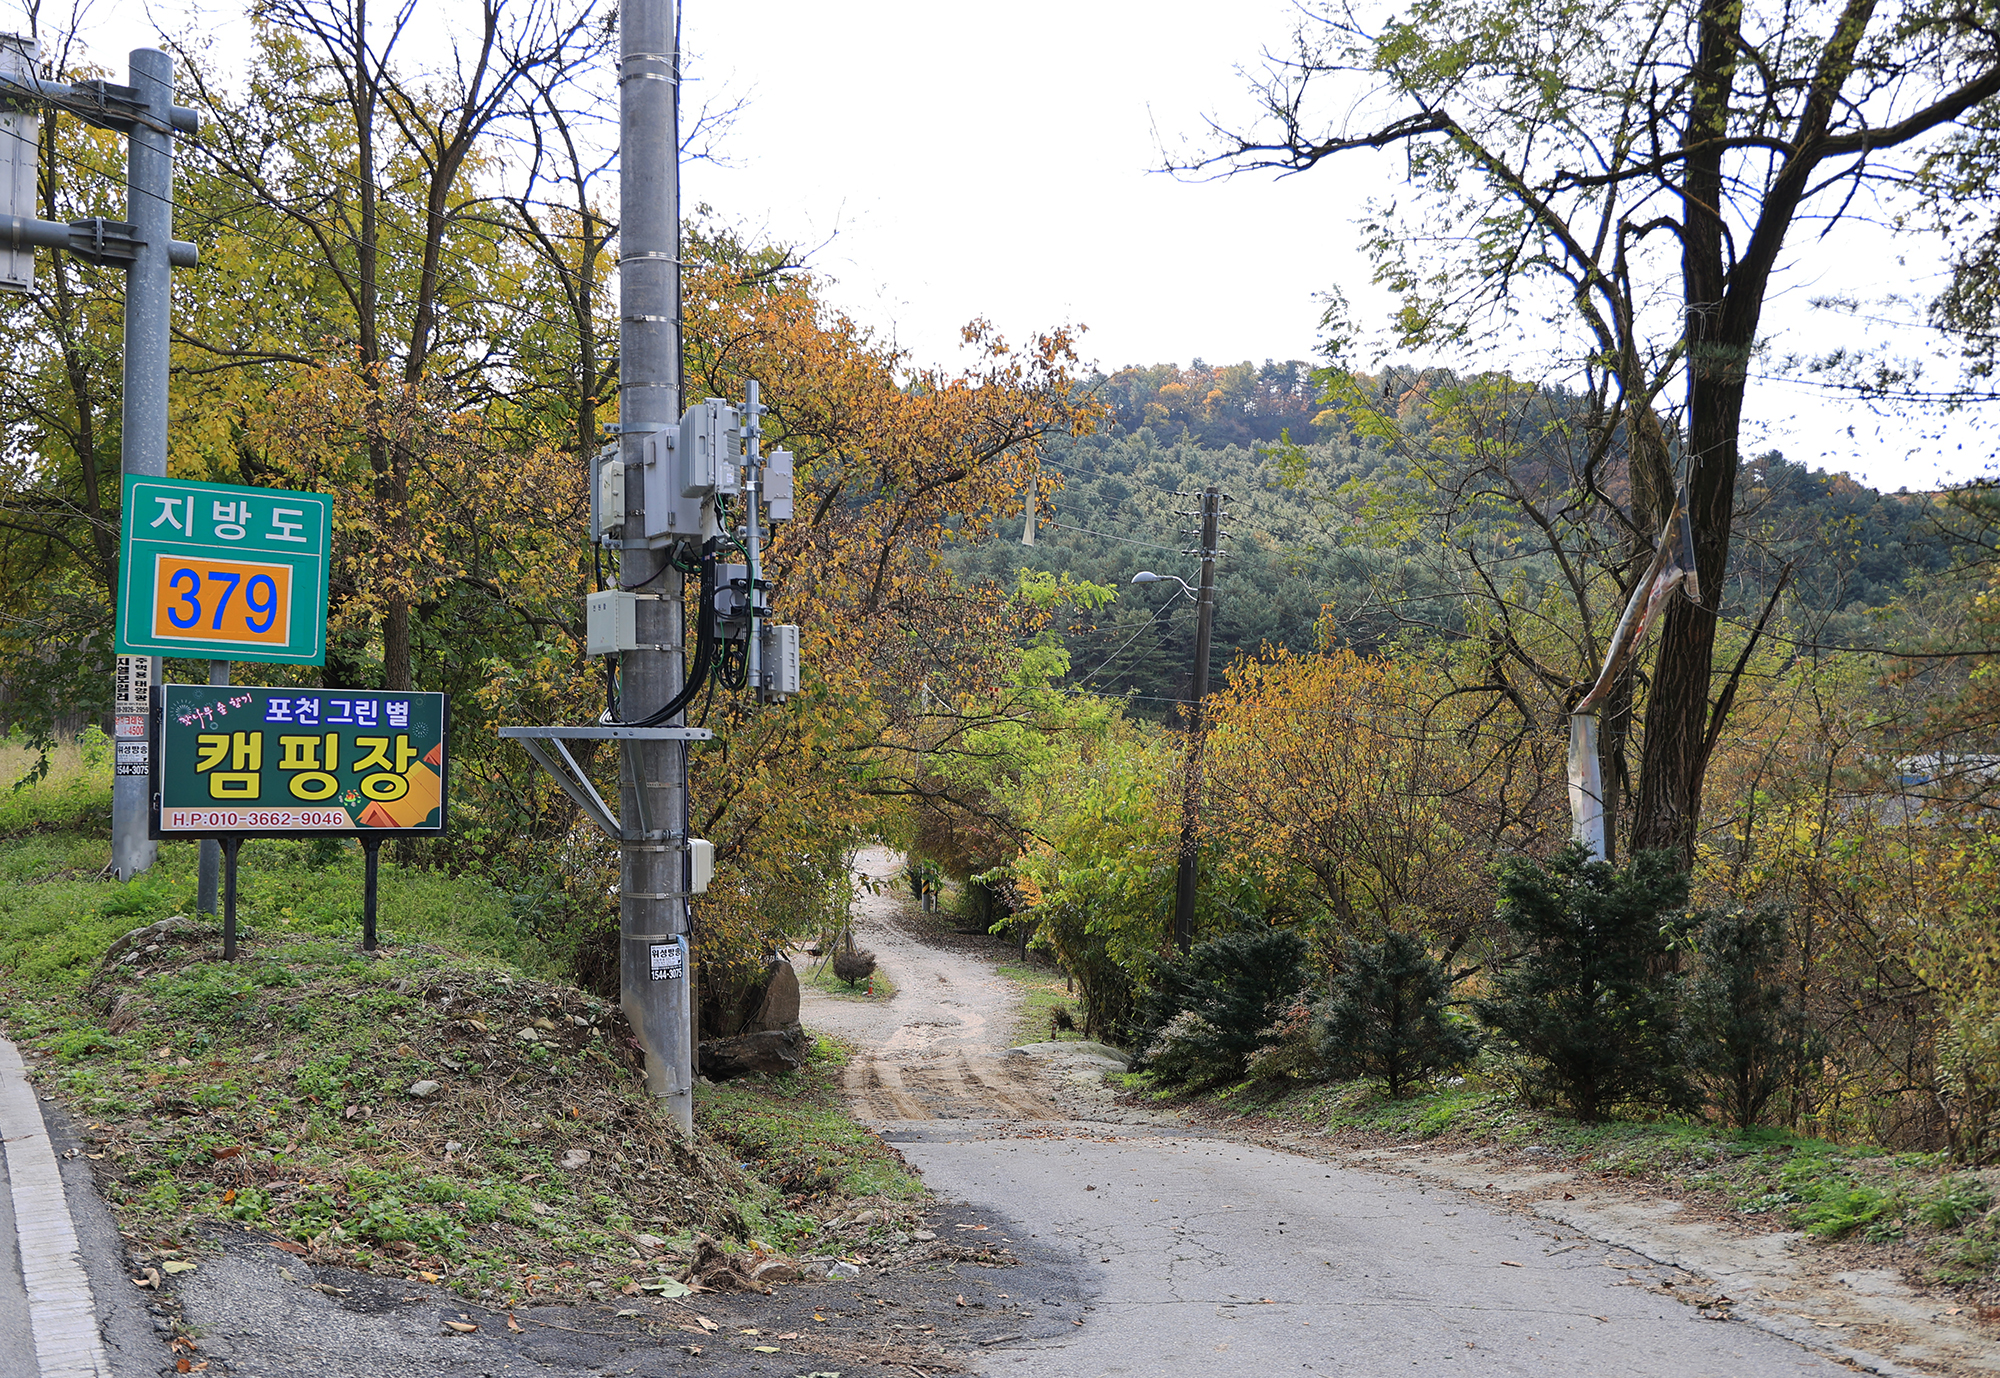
xmin=0 ymin=747 xmax=922 ymax=1303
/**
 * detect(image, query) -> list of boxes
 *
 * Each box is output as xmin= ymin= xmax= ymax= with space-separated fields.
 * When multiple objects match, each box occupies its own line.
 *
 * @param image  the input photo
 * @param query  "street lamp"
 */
xmin=1130 ymin=487 xmax=1221 ymax=954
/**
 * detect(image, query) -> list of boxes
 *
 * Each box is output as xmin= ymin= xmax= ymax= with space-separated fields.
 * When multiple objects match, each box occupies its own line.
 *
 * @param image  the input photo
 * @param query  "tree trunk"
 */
xmin=1628 ymin=0 xmax=1744 ymax=863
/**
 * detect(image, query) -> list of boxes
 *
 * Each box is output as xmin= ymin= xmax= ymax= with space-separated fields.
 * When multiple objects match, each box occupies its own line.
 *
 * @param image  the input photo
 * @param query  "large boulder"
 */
xmin=698 ymin=1024 xmax=809 ymax=1080
xmin=746 ymin=957 xmax=801 ymax=1031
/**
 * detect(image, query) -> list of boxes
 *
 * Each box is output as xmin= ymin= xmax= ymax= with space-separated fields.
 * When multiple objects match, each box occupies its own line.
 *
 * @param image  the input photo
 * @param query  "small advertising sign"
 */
xmin=152 ymin=685 xmax=448 ymax=837
xmin=116 ymin=475 xmax=333 ymax=665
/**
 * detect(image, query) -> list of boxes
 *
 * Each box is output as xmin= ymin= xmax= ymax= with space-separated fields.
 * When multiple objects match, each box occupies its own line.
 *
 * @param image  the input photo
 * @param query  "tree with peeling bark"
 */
xmin=1192 ymin=0 xmax=2000 ymax=863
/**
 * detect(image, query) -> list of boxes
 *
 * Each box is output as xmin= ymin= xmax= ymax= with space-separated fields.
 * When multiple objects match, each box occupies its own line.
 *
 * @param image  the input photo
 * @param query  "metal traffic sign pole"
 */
xmin=197 ymin=659 xmax=228 ymax=917
xmin=0 ymin=42 xmax=204 ymax=881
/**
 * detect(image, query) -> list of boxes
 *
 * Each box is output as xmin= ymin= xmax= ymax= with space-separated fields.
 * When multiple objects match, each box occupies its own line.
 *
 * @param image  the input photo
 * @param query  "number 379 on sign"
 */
xmin=151 ymin=555 xmax=293 ymax=647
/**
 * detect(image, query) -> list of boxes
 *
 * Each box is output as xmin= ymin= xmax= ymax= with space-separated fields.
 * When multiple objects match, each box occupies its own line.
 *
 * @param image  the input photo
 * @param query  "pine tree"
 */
xmin=1314 ymin=932 xmax=1477 ymax=1098
xmin=1689 ymin=907 xmax=1810 ymax=1129
xmin=1475 ymin=845 xmax=1698 ymax=1123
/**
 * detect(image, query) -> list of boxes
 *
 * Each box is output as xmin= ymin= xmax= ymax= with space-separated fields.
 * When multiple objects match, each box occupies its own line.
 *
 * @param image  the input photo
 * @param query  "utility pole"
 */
xmin=0 ymin=40 xmax=199 ymax=882
xmin=1171 ymin=486 xmax=1221 ymax=954
xmin=616 ymin=0 xmax=693 ymax=1133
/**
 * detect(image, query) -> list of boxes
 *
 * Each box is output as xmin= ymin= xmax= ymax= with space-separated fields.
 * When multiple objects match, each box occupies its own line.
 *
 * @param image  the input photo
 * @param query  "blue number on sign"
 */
xmin=206 ymin=571 xmax=241 ymax=629
xmin=166 ymin=568 xmax=201 ymax=628
xmin=245 ymin=575 xmax=279 ymax=633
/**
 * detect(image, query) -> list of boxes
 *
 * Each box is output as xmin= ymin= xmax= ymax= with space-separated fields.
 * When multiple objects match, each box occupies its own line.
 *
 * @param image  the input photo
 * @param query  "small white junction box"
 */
xmin=585 ymin=590 xmax=639 ymax=656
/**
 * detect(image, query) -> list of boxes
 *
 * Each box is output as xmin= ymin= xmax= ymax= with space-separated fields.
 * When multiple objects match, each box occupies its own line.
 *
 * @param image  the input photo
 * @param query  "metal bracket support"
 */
xmin=498 ymin=725 xmax=714 ymax=844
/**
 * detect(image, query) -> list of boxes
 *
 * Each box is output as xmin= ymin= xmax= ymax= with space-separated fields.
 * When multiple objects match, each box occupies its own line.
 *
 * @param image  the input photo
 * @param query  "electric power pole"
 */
xmin=616 ymin=0 xmax=694 ymax=1134
xmin=1171 ymin=486 xmax=1221 ymax=954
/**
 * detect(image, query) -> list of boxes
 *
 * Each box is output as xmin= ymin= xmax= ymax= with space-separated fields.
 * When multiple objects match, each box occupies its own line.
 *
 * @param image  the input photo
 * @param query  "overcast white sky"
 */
xmin=18 ymin=0 xmax=1998 ymax=491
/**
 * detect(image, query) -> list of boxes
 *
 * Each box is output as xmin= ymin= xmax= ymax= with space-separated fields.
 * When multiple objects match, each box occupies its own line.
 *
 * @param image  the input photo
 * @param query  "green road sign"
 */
xmin=151 ymin=685 xmax=448 ymax=837
xmin=116 ymin=474 xmax=333 ymax=664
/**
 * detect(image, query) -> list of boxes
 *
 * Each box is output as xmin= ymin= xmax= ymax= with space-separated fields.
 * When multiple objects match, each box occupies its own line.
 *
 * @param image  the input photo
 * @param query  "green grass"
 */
xmin=799 ymin=955 xmax=898 ymax=1002
xmin=0 ymin=731 xmax=116 ymax=836
xmin=699 ymin=1035 xmax=924 ymax=1248
xmin=0 ymin=743 xmax=924 ymax=1301
xmin=994 ymin=960 xmax=1084 ymax=1044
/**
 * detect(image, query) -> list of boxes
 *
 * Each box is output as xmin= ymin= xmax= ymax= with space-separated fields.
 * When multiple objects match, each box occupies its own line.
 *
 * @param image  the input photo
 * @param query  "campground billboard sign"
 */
xmin=151 ymin=685 xmax=447 ymax=837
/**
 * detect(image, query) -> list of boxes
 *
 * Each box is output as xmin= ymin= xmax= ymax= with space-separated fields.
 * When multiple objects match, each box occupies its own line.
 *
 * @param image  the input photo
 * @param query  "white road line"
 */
xmin=0 ymin=1037 xmax=110 ymax=1378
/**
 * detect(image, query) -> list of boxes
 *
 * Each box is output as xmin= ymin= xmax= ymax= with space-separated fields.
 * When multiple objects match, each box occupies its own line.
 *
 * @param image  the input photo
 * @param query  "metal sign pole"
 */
xmin=111 ymin=48 xmax=183 ymax=881
xmin=220 ymin=836 xmax=240 ymax=961
xmin=197 ymin=659 xmax=229 ymax=914
xmin=362 ymin=837 xmax=381 ymax=952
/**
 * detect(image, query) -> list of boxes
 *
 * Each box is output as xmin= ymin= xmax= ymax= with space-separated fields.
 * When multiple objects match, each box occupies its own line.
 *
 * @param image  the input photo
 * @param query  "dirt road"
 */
xmin=800 ymin=848 xmax=1063 ymax=1122
xmin=805 ymin=851 xmax=1998 ymax=1378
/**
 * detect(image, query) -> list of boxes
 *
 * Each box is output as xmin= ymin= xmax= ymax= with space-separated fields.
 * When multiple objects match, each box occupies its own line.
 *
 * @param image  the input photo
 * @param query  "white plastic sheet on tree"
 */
xmin=1566 ymin=493 xmax=1696 ymax=860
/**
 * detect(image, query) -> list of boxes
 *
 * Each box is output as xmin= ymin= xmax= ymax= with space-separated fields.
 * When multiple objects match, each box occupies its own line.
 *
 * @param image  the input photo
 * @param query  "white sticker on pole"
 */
xmin=114 ymin=653 xmax=154 ymax=712
xmin=649 ymin=941 xmax=684 ymax=981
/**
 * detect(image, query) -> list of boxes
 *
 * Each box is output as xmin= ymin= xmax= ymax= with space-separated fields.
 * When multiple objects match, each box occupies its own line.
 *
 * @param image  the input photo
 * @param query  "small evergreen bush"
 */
xmin=1688 ymin=905 xmax=1811 ymax=1128
xmin=1245 ymin=996 xmax=1323 ymax=1084
xmin=1134 ymin=927 xmax=1311 ymax=1085
xmin=1475 ymin=844 xmax=1697 ymax=1123
xmin=1314 ymin=931 xmax=1478 ymax=1097
xmin=1144 ymin=1011 xmax=1239 ymax=1087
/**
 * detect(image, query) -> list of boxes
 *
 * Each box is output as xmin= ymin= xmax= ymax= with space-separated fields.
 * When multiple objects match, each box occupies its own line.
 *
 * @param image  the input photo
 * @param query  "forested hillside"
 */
xmin=946 ymin=360 xmax=1954 ymax=712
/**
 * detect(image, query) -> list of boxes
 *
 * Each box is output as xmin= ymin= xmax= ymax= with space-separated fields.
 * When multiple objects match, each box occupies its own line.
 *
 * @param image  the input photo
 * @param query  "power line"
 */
xmin=1074 ymin=597 xmax=1188 ymax=686
xmin=1040 ymin=519 xmax=1188 ymax=555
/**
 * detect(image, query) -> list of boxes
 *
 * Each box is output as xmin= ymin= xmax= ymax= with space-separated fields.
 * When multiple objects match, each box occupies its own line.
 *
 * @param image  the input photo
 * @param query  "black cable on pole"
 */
xmin=627 ymin=539 xmax=720 ymax=726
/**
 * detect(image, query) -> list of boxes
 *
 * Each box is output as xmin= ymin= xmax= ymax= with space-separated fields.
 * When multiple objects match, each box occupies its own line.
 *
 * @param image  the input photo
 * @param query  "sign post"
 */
xmin=151 ymin=685 xmax=448 ymax=956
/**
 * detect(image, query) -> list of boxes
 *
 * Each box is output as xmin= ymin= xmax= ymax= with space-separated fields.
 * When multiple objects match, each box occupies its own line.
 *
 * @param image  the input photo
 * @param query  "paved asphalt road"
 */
xmin=889 ymin=1118 xmax=1855 ymax=1377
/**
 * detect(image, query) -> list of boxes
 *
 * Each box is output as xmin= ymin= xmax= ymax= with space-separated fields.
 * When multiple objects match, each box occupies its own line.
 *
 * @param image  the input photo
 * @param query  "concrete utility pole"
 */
xmin=0 ymin=42 xmax=199 ymax=881
xmin=1171 ymin=486 xmax=1221 ymax=954
xmin=617 ymin=0 xmax=694 ymax=1133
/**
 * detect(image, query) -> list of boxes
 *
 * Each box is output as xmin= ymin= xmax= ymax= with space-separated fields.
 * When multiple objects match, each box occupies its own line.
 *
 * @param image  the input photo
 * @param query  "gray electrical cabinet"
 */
xmin=761 ymin=623 xmax=800 ymax=698
xmin=679 ymin=399 xmax=741 ymax=499
xmin=585 ymin=590 xmax=639 ymax=656
xmin=639 ymin=426 xmax=700 ymax=542
xmin=765 ymin=448 xmax=795 ymax=522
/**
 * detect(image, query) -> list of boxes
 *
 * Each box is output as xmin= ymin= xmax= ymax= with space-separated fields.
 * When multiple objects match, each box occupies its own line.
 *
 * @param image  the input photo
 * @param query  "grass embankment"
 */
xmin=0 ymin=737 xmax=921 ymax=1304
xmin=1142 ymin=1069 xmax=2000 ymax=1299
xmin=994 ymin=961 xmax=1084 ymax=1045
xmin=798 ymin=955 xmax=898 ymax=1003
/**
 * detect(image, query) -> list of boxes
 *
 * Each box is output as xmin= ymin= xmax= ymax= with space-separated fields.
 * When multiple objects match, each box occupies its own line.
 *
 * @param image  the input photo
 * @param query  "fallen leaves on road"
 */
xmin=442 ymin=1320 xmax=478 ymax=1333
xmin=1499 ymin=1261 xmax=1522 ymax=1268
xmin=132 ymin=1267 xmax=161 ymax=1289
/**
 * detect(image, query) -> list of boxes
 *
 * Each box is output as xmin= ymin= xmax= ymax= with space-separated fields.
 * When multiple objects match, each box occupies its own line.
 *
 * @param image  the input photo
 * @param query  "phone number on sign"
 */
xmin=162 ymin=808 xmax=353 ymax=830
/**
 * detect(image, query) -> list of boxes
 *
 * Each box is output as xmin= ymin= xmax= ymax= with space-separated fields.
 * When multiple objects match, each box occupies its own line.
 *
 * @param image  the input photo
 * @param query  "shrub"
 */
xmin=1915 ymin=1174 xmax=1994 ymax=1231
xmin=1315 ymin=932 xmax=1478 ymax=1098
xmin=1245 ymin=996 xmax=1322 ymax=1084
xmin=1474 ymin=845 xmax=1697 ymax=1123
xmin=1688 ymin=906 xmax=1812 ymax=1128
xmin=831 ymin=948 xmax=877 ymax=987
xmin=1143 ymin=1011 xmax=1238 ymax=1088
xmin=1134 ymin=927 xmax=1312 ymax=1084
